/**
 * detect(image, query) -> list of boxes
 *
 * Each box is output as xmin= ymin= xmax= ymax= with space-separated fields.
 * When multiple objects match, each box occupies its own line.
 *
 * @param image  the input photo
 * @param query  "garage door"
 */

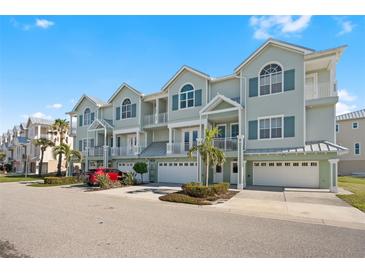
xmin=158 ymin=161 xmax=198 ymax=184
xmin=253 ymin=161 xmax=319 ymax=188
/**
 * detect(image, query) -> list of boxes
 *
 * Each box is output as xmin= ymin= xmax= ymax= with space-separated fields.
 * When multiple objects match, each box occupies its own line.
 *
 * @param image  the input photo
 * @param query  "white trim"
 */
xmin=352 ymin=121 xmax=359 ymax=129
xmin=161 ymin=65 xmax=210 ymax=91
xmin=258 ymin=61 xmax=284 ymax=97
xmin=178 ymin=82 xmax=196 ymax=110
xmin=202 ymin=107 xmax=239 ymax=116
xmin=199 ymin=94 xmax=243 ymax=114
xmin=107 ymin=83 xmax=143 ymax=103
xmin=234 ymin=39 xmax=311 ymax=73
xmin=168 ymin=119 xmax=205 ymax=129
xmin=257 ymin=115 xmax=284 ymax=140
xmin=354 ymin=142 xmax=361 ymax=156
xmin=113 ymin=127 xmax=141 ymax=135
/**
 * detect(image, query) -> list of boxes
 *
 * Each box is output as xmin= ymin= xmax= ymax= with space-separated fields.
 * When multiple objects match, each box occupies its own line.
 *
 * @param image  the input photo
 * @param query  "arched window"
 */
xmin=122 ymin=98 xmax=132 ymax=119
xmin=84 ymin=108 xmax=91 ymax=125
xmin=259 ymin=63 xmax=282 ymax=96
xmin=180 ymin=84 xmax=194 ymax=109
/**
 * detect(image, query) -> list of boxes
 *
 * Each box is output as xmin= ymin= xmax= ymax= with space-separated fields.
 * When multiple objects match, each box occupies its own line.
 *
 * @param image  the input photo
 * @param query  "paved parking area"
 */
xmin=1 ymin=182 xmax=365 ymax=257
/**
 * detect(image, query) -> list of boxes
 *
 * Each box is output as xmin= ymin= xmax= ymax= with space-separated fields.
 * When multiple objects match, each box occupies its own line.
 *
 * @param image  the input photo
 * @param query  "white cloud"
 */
xmin=46 ymin=103 xmax=63 ymax=109
xmin=21 ymin=112 xmax=52 ymax=120
xmin=336 ymin=89 xmax=357 ymax=115
xmin=35 ymin=19 xmax=55 ymax=29
xmin=335 ymin=17 xmax=355 ymax=36
xmin=10 ymin=17 xmax=54 ymax=31
xmin=249 ymin=16 xmax=312 ymax=40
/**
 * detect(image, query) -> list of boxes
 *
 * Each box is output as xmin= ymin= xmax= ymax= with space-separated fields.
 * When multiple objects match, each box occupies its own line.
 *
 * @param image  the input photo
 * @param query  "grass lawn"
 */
xmin=0 ymin=175 xmax=42 ymax=183
xmin=337 ymin=176 xmax=365 ymax=212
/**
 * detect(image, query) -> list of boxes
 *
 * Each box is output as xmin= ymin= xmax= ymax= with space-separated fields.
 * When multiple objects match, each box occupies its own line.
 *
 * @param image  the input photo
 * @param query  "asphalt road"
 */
xmin=0 ymin=182 xmax=365 ymax=257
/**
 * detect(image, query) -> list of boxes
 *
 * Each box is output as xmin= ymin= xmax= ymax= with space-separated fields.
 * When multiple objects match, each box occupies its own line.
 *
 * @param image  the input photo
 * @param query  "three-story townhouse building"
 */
xmin=336 ymin=109 xmax=365 ymax=176
xmin=68 ymin=39 xmax=347 ymax=192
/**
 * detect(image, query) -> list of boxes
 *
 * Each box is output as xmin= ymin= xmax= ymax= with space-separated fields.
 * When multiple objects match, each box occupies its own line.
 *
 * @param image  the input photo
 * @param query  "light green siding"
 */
xmin=306 ymin=105 xmax=336 ymax=143
xmin=241 ymin=45 xmax=305 ymax=149
xmin=210 ymin=78 xmax=240 ymax=102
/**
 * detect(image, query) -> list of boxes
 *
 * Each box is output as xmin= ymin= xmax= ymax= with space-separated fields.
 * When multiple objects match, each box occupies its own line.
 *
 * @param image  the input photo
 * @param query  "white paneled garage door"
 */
xmin=158 ymin=161 xmax=198 ymax=184
xmin=253 ymin=161 xmax=319 ymax=188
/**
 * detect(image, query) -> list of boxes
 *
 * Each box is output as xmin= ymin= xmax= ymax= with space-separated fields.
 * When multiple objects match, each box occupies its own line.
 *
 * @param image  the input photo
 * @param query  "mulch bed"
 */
xmin=84 ymin=182 xmax=149 ymax=192
xmin=159 ymin=190 xmax=238 ymax=205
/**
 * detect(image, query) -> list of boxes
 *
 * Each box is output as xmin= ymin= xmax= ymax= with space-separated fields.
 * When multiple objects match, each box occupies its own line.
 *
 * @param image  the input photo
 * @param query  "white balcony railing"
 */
xmin=305 ymin=82 xmax=337 ymax=100
xmin=144 ymin=112 xmax=168 ymax=127
xmin=88 ymin=146 xmax=105 ymax=157
xmin=111 ymin=146 xmax=145 ymax=156
xmin=167 ymin=142 xmax=197 ymax=155
xmin=213 ymin=137 xmax=238 ymax=151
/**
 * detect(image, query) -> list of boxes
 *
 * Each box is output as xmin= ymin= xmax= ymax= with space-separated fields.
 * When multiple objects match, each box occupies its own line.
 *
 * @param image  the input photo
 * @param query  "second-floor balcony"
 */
xmin=213 ymin=137 xmax=238 ymax=151
xmin=111 ymin=146 xmax=145 ymax=157
xmin=144 ymin=112 xmax=168 ymax=128
xmin=305 ymin=81 xmax=337 ymax=100
xmin=88 ymin=146 xmax=107 ymax=157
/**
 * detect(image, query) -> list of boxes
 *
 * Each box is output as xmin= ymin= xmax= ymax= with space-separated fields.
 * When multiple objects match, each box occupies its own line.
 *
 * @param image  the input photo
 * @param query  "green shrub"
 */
xmin=181 ymin=182 xmax=213 ymax=198
xmin=43 ymin=176 xmax=78 ymax=185
xmin=211 ymin=182 xmax=229 ymax=195
xmin=97 ymin=174 xmax=118 ymax=189
xmin=159 ymin=193 xmax=211 ymax=205
xmin=120 ymin=172 xmax=137 ymax=185
xmin=133 ymin=162 xmax=148 ymax=182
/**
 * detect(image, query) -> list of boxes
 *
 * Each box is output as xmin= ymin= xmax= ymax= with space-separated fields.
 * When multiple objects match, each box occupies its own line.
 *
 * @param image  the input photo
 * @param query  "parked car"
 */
xmin=86 ymin=168 xmax=125 ymax=186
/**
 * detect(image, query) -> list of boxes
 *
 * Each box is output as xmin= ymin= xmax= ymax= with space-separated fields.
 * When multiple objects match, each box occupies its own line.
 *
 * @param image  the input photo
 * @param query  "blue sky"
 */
xmin=0 ymin=15 xmax=364 ymax=133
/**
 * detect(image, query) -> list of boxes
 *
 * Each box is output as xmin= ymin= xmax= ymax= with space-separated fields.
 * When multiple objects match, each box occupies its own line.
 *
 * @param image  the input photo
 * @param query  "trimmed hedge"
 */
xmin=43 ymin=176 xmax=79 ymax=185
xmin=159 ymin=192 xmax=211 ymax=205
xmin=182 ymin=182 xmax=229 ymax=198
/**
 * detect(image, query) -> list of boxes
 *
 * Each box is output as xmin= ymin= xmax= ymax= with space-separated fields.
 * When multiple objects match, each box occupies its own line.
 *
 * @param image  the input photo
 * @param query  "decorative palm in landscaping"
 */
xmin=188 ymin=127 xmax=225 ymax=187
xmin=32 ymin=138 xmax=55 ymax=176
xmin=50 ymin=119 xmax=69 ymax=176
xmin=53 ymin=143 xmax=82 ymax=177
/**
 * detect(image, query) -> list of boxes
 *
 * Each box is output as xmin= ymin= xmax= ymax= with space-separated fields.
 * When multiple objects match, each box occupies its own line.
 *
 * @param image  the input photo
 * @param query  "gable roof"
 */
xmin=71 ymin=94 xmax=107 ymax=112
xmin=26 ymin=117 xmax=53 ymax=128
xmin=234 ymin=38 xmax=314 ymax=73
xmin=337 ymin=109 xmax=365 ymax=121
xmin=200 ymin=94 xmax=243 ymax=114
xmin=161 ymin=65 xmax=210 ymax=91
xmin=107 ymin=82 xmax=143 ymax=103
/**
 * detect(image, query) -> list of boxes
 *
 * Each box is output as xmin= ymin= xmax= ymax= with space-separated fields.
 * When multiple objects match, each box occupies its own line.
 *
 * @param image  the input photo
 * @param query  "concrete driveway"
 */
xmin=213 ymin=186 xmax=365 ymax=229
xmin=88 ymin=183 xmax=365 ymax=230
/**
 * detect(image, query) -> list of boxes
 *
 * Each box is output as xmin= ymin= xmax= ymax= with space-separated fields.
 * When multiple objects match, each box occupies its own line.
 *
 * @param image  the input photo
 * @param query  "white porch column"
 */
xmin=196 ymin=137 xmax=202 ymax=183
xmin=85 ymin=131 xmax=89 ymax=171
xmin=167 ymin=127 xmax=173 ymax=154
xmin=103 ymin=128 xmax=108 ymax=167
xmin=155 ymin=98 xmax=160 ymax=124
xmin=37 ymin=125 xmax=41 ymax=138
xmin=136 ymin=130 xmax=140 ymax=155
xmin=329 ymin=159 xmax=339 ymax=193
xmin=237 ymin=135 xmax=245 ymax=190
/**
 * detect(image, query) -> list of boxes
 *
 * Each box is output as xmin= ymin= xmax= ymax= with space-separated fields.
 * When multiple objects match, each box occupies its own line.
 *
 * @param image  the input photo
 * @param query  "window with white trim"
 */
xmin=259 ymin=64 xmax=283 ymax=96
xmin=259 ymin=116 xmax=282 ymax=139
xmin=84 ymin=108 xmax=91 ymax=125
xmin=355 ymin=143 xmax=360 ymax=155
xmin=121 ymin=99 xmax=132 ymax=119
xmin=180 ymin=84 xmax=194 ymax=109
xmin=352 ymin=122 xmax=359 ymax=129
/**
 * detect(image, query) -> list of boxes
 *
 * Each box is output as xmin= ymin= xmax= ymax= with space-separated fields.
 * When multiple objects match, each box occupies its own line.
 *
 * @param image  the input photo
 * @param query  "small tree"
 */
xmin=33 ymin=138 xmax=55 ymax=177
xmin=53 ymin=143 xmax=82 ymax=177
xmin=188 ymin=127 xmax=225 ymax=187
xmin=133 ymin=162 xmax=148 ymax=183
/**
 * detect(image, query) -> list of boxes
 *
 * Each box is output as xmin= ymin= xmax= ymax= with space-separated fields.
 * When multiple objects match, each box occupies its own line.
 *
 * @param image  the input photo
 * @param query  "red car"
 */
xmin=86 ymin=168 xmax=125 ymax=186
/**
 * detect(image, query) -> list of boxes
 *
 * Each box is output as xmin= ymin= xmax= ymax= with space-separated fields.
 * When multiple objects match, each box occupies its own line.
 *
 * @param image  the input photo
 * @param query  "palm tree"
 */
xmin=53 ymin=143 xmax=82 ymax=177
xmin=188 ymin=127 xmax=225 ymax=187
xmin=33 ymin=138 xmax=55 ymax=177
xmin=50 ymin=119 xmax=69 ymax=176
xmin=0 ymin=151 xmax=6 ymax=163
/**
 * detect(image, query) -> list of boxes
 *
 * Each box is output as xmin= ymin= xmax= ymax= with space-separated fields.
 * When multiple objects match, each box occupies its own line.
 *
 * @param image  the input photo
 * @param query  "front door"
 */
xmin=213 ymin=164 xmax=223 ymax=183
xmin=149 ymin=160 xmax=157 ymax=183
xmin=127 ymin=135 xmax=137 ymax=154
xmin=230 ymin=161 xmax=238 ymax=185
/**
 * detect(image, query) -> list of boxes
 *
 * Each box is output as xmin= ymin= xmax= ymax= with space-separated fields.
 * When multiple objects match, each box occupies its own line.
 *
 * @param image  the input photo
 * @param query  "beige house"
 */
xmin=336 ymin=109 xmax=365 ymax=176
xmin=0 ymin=117 xmax=73 ymax=175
